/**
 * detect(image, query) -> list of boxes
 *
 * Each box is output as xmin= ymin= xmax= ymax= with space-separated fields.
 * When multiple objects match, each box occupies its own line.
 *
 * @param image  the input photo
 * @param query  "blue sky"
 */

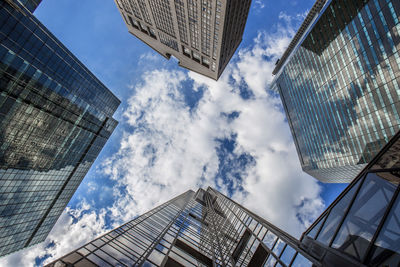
xmin=1 ymin=0 xmax=348 ymax=266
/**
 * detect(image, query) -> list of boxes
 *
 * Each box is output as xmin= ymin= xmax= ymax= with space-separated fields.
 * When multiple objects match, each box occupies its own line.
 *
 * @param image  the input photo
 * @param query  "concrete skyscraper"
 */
xmin=114 ymin=0 xmax=252 ymax=80
xmin=48 ymin=129 xmax=400 ymax=267
xmin=0 ymin=0 xmax=120 ymax=257
xmin=271 ymin=0 xmax=400 ymax=182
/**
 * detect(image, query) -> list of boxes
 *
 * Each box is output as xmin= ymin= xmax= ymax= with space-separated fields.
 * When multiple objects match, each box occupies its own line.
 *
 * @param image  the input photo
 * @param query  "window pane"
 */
xmin=316 ymin=178 xmax=362 ymax=245
xmin=291 ymin=253 xmax=312 ymax=267
xmin=262 ymin=231 xmax=277 ymax=249
xmin=369 ymin=191 xmax=400 ymax=266
xmin=306 ymin=214 xmax=325 ymax=239
xmin=272 ymin=239 xmax=285 ymax=256
xmin=332 ymin=173 xmax=397 ymax=260
xmin=280 ymin=245 xmax=296 ymax=265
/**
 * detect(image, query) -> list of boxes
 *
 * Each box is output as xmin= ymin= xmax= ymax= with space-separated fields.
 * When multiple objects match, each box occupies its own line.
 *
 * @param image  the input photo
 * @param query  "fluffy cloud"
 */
xmin=102 ymin=13 xmax=324 ymax=237
xmin=0 ymin=201 xmax=107 ymax=267
xmin=0 ymin=12 xmax=324 ymax=266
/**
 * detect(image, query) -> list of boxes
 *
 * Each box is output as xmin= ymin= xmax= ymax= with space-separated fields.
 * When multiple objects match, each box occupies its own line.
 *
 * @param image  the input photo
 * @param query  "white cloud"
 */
xmin=102 ymin=15 xmax=324 ymax=237
xmin=0 ymin=11 xmax=325 ymax=266
xmin=254 ymin=0 xmax=265 ymax=10
xmin=0 ymin=201 xmax=107 ymax=267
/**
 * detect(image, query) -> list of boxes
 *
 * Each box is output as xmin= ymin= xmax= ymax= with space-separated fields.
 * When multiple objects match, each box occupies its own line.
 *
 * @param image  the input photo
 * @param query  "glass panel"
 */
xmin=264 ymin=255 xmax=276 ymax=267
xmin=74 ymin=258 xmax=97 ymax=267
xmin=272 ymin=239 xmax=285 ymax=256
xmin=61 ymin=252 xmax=83 ymax=264
xmin=316 ymin=178 xmax=362 ymax=244
xmin=100 ymin=244 xmax=135 ymax=266
xmin=369 ymin=191 xmax=400 ymax=266
xmin=280 ymin=245 xmax=296 ymax=265
xmin=332 ymin=173 xmax=397 ymax=260
xmin=148 ymin=249 xmax=166 ymax=265
xmin=290 ymin=253 xmax=312 ymax=267
xmin=87 ymin=253 xmax=113 ymax=267
xmin=94 ymin=249 xmax=124 ymax=266
xmin=262 ymin=231 xmax=277 ymax=249
xmin=306 ymin=214 xmax=325 ymax=239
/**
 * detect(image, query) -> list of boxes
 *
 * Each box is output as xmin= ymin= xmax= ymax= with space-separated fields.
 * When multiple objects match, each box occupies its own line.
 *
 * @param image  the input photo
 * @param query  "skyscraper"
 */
xmin=271 ymin=0 xmax=400 ymax=182
xmin=47 ymin=130 xmax=400 ymax=267
xmin=0 ymin=0 xmax=120 ymax=257
xmin=46 ymin=187 xmax=318 ymax=267
xmin=113 ymin=0 xmax=252 ymax=80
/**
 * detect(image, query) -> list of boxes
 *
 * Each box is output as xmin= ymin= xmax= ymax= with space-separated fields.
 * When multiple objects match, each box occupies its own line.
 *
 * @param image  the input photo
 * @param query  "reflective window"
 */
xmin=280 ymin=245 xmax=296 ymax=265
xmin=332 ymin=173 xmax=397 ymax=260
xmin=369 ymin=190 xmax=400 ymax=266
xmin=316 ymin=178 xmax=362 ymax=245
xmin=291 ymin=253 xmax=312 ymax=267
xmin=262 ymin=231 xmax=277 ymax=249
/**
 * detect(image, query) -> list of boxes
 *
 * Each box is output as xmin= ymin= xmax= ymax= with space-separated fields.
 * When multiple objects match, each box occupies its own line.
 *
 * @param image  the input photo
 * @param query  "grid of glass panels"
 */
xmin=274 ymin=0 xmax=400 ymax=182
xmin=18 ymin=0 xmax=42 ymax=13
xmin=304 ymin=131 xmax=400 ymax=265
xmin=48 ymin=187 xmax=318 ymax=267
xmin=0 ymin=0 xmax=119 ymax=257
xmin=47 ymin=191 xmax=193 ymax=267
xmin=210 ymin=188 xmax=316 ymax=267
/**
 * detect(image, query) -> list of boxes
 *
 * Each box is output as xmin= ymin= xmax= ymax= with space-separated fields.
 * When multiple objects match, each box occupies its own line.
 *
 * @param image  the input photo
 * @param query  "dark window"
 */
xmin=232 ymin=229 xmax=251 ymax=262
xmin=332 ymin=173 xmax=397 ymax=261
xmin=174 ymin=239 xmax=212 ymax=267
xmin=165 ymin=257 xmax=184 ymax=267
xmin=248 ymin=244 xmax=269 ymax=267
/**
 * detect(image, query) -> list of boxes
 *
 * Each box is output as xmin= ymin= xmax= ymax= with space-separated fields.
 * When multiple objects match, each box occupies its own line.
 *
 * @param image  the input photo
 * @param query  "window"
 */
xmin=332 ymin=173 xmax=397 ymax=261
xmin=232 ymin=229 xmax=251 ymax=262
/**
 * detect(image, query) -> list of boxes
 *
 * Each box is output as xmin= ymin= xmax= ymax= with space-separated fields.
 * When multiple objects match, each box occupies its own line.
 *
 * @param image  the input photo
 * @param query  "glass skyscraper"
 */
xmin=48 ymin=130 xmax=400 ymax=267
xmin=47 ymin=187 xmax=317 ymax=267
xmin=272 ymin=0 xmax=400 ymax=182
xmin=0 ymin=0 xmax=120 ymax=257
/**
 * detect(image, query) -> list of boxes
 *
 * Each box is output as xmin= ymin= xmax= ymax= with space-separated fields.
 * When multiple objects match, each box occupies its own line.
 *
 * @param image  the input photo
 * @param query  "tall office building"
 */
xmin=113 ymin=0 xmax=252 ymax=80
xmin=48 ymin=130 xmax=400 ymax=267
xmin=0 ymin=0 xmax=120 ymax=257
xmin=271 ymin=0 xmax=400 ymax=182
xmin=47 ymin=187 xmax=317 ymax=267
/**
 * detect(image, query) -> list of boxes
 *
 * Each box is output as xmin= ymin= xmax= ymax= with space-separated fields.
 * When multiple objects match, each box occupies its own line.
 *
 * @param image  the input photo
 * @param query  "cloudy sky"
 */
xmin=1 ymin=0 xmax=348 ymax=266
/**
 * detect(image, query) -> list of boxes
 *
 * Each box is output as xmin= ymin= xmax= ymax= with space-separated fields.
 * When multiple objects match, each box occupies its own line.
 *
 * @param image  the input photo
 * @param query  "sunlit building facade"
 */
xmin=0 ymin=0 xmax=120 ymax=257
xmin=48 ymin=131 xmax=400 ymax=266
xmin=113 ymin=0 xmax=252 ymax=80
xmin=47 ymin=187 xmax=317 ymax=267
xmin=272 ymin=0 xmax=400 ymax=182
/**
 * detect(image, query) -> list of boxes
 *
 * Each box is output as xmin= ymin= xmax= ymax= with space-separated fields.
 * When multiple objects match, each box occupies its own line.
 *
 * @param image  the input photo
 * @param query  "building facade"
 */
xmin=114 ymin=0 xmax=252 ymax=80
xmin=271 ymin=0 xmax=400 ymax=182
xmin=0 ymin=0 xmax=120 ymax=257
xmin=47 ymin=131 xmax=400 ymax=267
xmin=46 ymin=187 xmax=317 ymax=267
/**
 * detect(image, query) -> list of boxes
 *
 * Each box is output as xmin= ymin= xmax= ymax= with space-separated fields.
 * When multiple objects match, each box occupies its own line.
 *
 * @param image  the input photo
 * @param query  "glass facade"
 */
xmin=47 ymin=187 xmax=317 ymax=267
xmin=303 ymin=129 xmax=400 ymax=266
xmin=0 ymin=0 xmax=120 ymax=257
xmin=272 ymin=0 xmax=400 ymax=182
xmin=48 ymin=130 xmax=400 ymax=266
xmin=17 ymin=0 xmax=42 ymax=13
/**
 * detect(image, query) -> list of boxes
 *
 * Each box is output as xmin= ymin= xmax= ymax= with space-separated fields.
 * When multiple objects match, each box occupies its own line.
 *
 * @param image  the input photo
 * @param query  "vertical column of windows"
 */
xmin=187 ymin=0 xmax=199 ymax=50
xmin=148 ymin=0 xmax=175 ymax=37
xmin=212 ymin=0 xmax=222 ymax=61
xmin=200 ymin=0 xmax=212 ymax=56
xmin=136 ymin=0 xmax=152 ymax=25
xmin=126 ymin=0 xmax=142 ymax=19
xmin=174 ymin=0 xmax=188 ymax=44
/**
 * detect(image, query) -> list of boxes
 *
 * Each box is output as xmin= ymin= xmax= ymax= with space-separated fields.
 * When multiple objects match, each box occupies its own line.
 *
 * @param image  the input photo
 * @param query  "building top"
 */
xmin=272 ymin=0 xmax=327 ymax=75
xmin=114 ymin=0 xmax=252 ymax=80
